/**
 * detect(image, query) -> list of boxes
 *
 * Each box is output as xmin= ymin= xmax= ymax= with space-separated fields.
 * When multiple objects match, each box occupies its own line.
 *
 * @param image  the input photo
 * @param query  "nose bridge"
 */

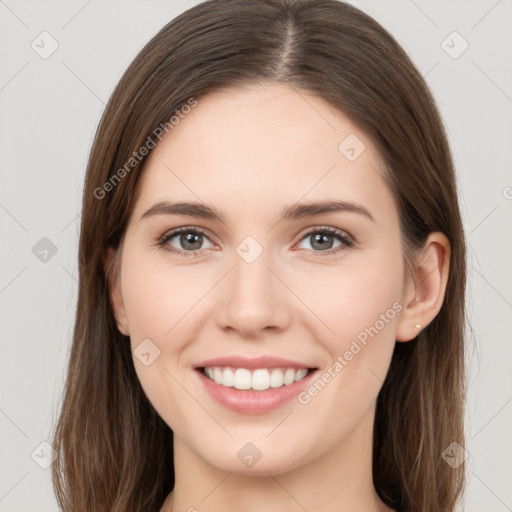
xmin=232 ymin=242 xmax=273 ymax=298
xmin=216 ymin=236 xmax=291 ymax=335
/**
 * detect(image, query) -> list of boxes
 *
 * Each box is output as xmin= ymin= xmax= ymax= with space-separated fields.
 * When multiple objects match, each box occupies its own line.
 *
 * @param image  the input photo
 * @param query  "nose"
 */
xmin=215 ymin=247 xmax=292 ymax=338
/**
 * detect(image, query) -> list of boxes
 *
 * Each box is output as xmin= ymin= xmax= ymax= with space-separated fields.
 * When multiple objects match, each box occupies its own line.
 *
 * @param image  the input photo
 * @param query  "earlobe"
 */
xmin=396 ymin=232 xmax=450 ymax=342
xmin=103 ymin=247 xmax=130 ymax=336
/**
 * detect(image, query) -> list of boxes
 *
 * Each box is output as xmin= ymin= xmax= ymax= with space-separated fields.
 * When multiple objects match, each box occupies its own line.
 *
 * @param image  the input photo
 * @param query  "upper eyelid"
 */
xmin=160 ymin=226 xmax=217 ymax=246
xmin=296 ymin=226 xmax=355 ymax=247
xmin=160 ymin=225 xmax=354 ymax=248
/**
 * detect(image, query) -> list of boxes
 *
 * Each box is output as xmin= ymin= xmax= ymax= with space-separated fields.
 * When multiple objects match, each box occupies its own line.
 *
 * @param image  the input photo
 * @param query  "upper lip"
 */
xmin=194 ymin=356 xmax=317 ymax=370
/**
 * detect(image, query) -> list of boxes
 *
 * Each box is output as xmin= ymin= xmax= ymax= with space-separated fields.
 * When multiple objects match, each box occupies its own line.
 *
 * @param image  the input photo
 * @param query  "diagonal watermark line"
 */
xmin=163 ymin=367 xmax=233 ymax=438
xmin=368 ymin=161 xmax=387 ymax=182
xmin=0 ymin=203 xmax=29 ymax=233
xmin=60 ymin=211 xmax=81 ymax=233
xmin=0 ymin=62 xmax=29 ymax=92
xmin=403 ymin=61 xmax=439 ymax=100
xmin=266 ymin=163 xmax=336 ymax=234
xmin=0 ymin=472 xmax=29 ymax=502
xmin=290 ymin=84 xmax=336 ymax=131
xmin=0 ymin=265 xmax=28 ymax=296
xmin=473 ymin=266 xmax=512 ymax=308
xmin=423 ymin=61 xmax=439 ymax=79
xmin=407 ymin=0 xmax=439 ymax=28
xmin=265 ymin=410 xmax=294 ymax=438
xmin=61 ymin=265 xmax=78 ymax=283
xmin=61 ymin=0 xmax=93 ymax=29
xmin=0 ymin=409 xmax=29 ymax=439
xmin=403 ymin=262 xmax=440 ymax=306
xmin=368 ymin=367 xmax=384 ymax=383
xmin=61 ymin=60 xmax=106 ymax=105
xmin=472 ymin=397 xmax=512 ymax=440
xmin=472 ymin=61 xmax=512 ymax=103
xmin=164 ymin=267 xmax=234 ymax=335
xmin=470 ymin=204 xmax=499 ymax=233
xmin=266 ymin=472 xmax=310 ymax=511
xmin=200 ymin=471 xmax=232 ymax=502
xmin=265 ymin=266 xmax=336 ymax=335
xmin=471 ymin=0 xmax=503 ymax=30
xmin=0 ymin=0 xmax=29 ymax=28
xmin=472 ymin=471 xmax=512 ymax=511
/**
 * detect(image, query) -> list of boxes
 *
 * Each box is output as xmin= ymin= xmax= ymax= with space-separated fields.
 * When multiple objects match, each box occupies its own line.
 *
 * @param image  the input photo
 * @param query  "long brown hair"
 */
xmin=51 ymin=1 xmax=467 ymax=510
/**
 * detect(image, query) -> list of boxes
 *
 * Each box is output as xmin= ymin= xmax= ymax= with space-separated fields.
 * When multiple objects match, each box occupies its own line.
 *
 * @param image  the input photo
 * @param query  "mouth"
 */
xmin=198 ymin=366 xmax=314 ymax=390
xmin=193 ymin=356 xmax=318 ymax=414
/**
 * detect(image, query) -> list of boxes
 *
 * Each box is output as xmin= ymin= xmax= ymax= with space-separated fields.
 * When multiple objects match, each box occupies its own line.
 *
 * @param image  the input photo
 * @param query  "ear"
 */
xmin=396 ymin=232 xmax=450 ymax=342
xmin=103 ymin=246 xmax=130 ymax=336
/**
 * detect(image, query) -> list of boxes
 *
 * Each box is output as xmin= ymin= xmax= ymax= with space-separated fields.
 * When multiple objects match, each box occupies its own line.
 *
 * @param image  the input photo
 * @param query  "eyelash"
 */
xmin=155 ymin=226 xmax=355 ymax=258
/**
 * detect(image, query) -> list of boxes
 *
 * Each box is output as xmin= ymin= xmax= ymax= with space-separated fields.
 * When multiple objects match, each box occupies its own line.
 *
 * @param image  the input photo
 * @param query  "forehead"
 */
xmin=132 ymin=83 xmax=394 ymax=224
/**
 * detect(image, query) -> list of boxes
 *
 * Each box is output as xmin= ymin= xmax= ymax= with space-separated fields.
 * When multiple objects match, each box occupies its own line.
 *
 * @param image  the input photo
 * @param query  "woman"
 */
xmin=51 ymin=1 xmax=467 ymax=511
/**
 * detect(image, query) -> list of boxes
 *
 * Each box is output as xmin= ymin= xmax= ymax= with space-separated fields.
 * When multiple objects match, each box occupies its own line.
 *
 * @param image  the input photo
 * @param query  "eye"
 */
xmin=156 ymin=225 xmax=355 ymax=258
xmin=157 ymin=227 xmax=215 ymax=256
xmin=295 ymin=227 xmax=354 ymax=256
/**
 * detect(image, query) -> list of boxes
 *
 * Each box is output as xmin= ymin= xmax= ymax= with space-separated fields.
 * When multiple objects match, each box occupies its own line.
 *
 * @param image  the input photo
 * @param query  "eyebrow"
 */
xmin=140 ymin=200 xmax=375 ymax=223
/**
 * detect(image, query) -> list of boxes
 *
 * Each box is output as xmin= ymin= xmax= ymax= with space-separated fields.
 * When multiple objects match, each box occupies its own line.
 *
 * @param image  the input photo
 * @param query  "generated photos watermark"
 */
xmin=93 ymin=97 xmax=198 ymax=200
xmin=298 ymin=301 xmax=403 ymax=405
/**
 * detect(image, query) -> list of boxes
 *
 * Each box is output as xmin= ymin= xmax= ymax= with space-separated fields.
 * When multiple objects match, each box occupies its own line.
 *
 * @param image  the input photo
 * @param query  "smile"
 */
xmin=202 ymin=366 xmax=310 ymax=390
xmin=193 ymin=356 xmax=318 ymax=414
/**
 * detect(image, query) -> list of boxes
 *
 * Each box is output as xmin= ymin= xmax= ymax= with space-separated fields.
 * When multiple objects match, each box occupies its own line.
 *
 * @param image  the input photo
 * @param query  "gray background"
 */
xmin=1 ymin=0 xmax=511 ymax=510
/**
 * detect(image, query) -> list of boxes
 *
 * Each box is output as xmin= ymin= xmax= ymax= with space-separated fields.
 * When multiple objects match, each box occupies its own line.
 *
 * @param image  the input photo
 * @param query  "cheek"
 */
xmin=291 ymin=255 xmax=403 ymax=417
xmin=121 ymin=253 xmax=202 ymax=342
xmin=120 ymin=253 xmax=206 ymax=431
xmin=290 ymin=254 xmax=404 ymax=350
xmin=120 ymin=251 xmax=213 ymax=402
xmin=293 ymin=254 xmax=403 ymax=416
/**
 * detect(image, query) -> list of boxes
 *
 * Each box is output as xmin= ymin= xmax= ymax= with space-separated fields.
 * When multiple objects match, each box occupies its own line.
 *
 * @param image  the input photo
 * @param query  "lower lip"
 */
xmin=195 ymin=369 xmax=317 ymax=414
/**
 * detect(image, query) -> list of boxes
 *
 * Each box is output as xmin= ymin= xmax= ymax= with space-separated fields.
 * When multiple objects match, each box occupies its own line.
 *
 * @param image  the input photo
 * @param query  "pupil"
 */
xmin=312 ymin=233 xmax=332 ymax=250
xmin=182 ymin=232 xmax=202 ymax=250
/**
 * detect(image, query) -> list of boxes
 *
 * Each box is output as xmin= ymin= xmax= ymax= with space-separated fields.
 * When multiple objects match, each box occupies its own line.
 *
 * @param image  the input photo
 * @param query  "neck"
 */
xmin=161 ymin=406 xmax=394 ymax=512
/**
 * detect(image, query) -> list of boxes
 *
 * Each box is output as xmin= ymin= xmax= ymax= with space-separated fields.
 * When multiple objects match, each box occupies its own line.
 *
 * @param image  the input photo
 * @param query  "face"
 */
xmin=110 ymin=83 xmax=411 ymax=475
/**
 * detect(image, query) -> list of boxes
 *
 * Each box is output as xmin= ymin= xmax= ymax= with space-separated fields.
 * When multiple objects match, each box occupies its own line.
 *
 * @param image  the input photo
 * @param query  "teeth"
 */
xmin=234 ymin=368 xmax=252 ymax=390
xmin=270 ymin=368 xmax=284 ymax=388
xmin=252 ymin=369 xmax=270 ymax=390
xmin=283 ymin=368 xmax=295 ymax=385
xmin=203 ymin=367 xmax=309 ymax=390
xmin=221 ymin=367 xmax=235 ymax=387
xmin=213 ymin=367 xmax=222 ymax=384
xmin=295 ymin=368 xmax=308 ymax=381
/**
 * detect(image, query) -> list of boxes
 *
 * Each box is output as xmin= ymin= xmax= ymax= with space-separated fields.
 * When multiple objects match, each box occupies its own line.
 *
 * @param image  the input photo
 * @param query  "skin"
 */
xmin=106 ymin=83 xmax=450 ymax=512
